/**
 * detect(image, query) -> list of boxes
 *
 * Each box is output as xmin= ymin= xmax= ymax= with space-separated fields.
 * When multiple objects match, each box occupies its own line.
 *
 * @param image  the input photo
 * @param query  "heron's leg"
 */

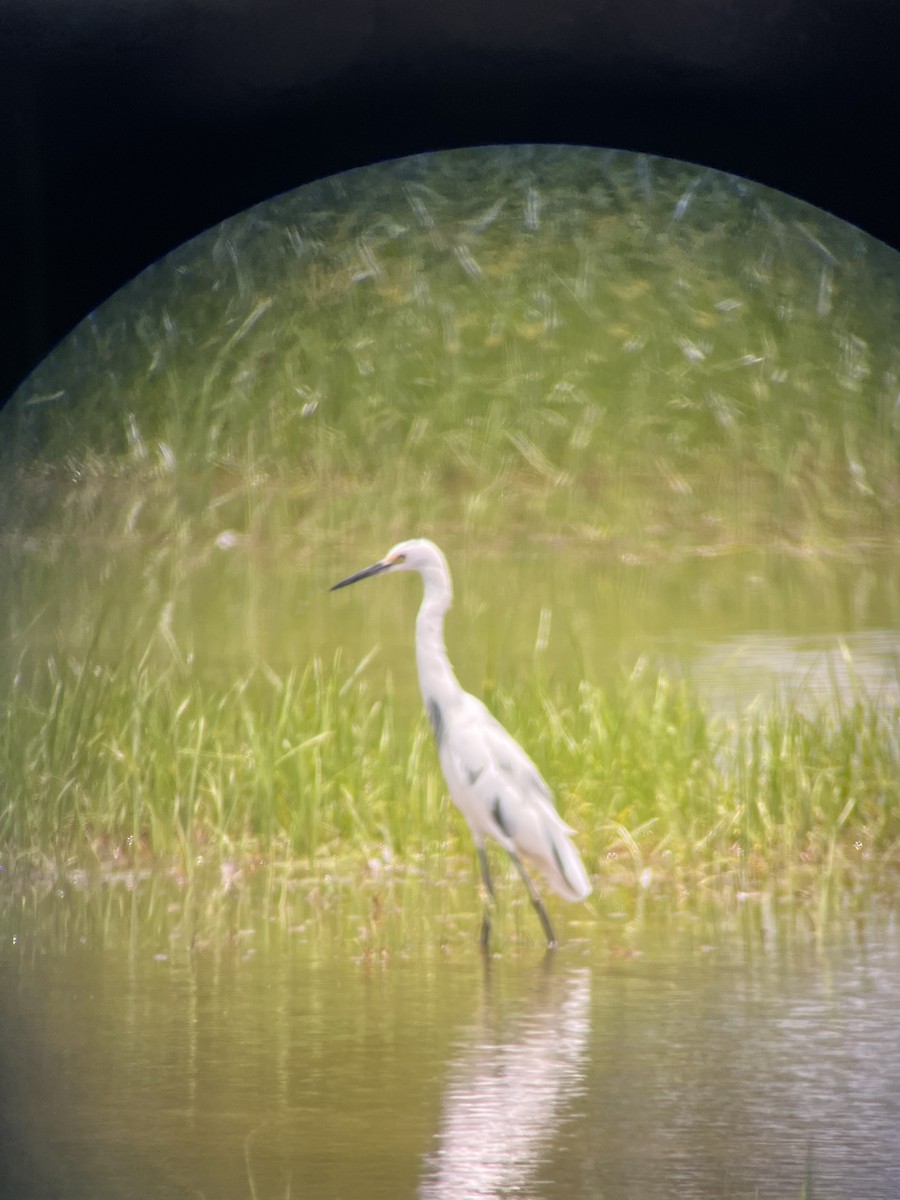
xmin=510 ymin=853 xmax=558 ymax=949
xmin=477 ymin=846 xmax=495 ymax=898
xmin=477 ymin=846 xmax=495 ymax=950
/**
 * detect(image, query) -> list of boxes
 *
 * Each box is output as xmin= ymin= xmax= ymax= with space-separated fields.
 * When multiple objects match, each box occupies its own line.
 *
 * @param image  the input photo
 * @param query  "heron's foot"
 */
xmin=533 ymin=899 xmax=558 ymax=950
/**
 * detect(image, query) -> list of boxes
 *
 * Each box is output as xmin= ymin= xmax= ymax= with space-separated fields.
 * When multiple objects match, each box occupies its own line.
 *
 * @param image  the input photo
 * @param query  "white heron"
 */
xmin=331 ymin=538 xmax=591 ymax=948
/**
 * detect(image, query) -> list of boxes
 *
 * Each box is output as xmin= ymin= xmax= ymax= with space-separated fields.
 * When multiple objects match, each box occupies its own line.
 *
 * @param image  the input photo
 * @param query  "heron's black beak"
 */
xmin=330 ymin=559 xmax=392 ymax=591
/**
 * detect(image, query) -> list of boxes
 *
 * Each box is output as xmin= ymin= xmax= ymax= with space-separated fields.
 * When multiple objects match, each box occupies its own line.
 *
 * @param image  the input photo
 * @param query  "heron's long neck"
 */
xmin=415 ymin=575 xmax=461 ymax=721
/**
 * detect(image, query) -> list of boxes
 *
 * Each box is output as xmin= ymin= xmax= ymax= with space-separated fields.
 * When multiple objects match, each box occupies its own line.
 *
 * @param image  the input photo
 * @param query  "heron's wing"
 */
xmin=438 ymin=695 xmax=570 ymax=840
xmin=483 ymin=697 xmax=576 ymax=821
xmin=439 ymin=695 xmax=590 ymax=901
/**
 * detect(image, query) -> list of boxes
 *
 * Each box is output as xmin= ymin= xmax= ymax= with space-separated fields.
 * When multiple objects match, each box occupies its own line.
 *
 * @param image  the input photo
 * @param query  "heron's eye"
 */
xmin=394 ymin=553 xmax=406 ymax=564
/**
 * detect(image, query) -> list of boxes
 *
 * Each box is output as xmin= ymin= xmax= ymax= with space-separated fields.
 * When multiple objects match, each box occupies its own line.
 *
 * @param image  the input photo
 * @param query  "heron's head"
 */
xmin=330 ymin=538 xmax=451 ymax=598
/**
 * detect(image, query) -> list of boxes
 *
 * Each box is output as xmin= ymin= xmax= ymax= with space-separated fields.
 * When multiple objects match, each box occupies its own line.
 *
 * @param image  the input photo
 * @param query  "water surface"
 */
xmin=2 ymin=879 xmax=898 ymax=1199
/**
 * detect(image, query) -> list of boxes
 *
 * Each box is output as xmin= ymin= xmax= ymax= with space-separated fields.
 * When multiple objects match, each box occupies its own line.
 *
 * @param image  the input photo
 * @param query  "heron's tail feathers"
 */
xmin=540 ymin=823 xmax=592 ymax=902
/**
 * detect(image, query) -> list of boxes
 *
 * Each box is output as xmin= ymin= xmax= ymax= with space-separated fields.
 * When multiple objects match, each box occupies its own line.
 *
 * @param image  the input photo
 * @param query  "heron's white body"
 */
xmin=332 ymin=537 xmax=591 ymax=942
xmin=410 ymin=542 xmax=591 ymax=903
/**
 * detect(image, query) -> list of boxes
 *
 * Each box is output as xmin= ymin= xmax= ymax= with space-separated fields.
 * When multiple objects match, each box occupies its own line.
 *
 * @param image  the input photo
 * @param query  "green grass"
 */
xmin=5 ymin=147 xmax=899 ymax=556
xmin=2 ymin=147 xmax=899 ymax=918
xmin=2 ymin=636 xmax=897 ymax=910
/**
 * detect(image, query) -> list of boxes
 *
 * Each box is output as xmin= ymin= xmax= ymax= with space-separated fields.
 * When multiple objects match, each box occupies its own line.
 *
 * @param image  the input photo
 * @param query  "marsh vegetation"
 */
xmin=3 ymin=146 xmax=900 ymax=1200
xmin=2 ymin=145 xmax=899 ymax=923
